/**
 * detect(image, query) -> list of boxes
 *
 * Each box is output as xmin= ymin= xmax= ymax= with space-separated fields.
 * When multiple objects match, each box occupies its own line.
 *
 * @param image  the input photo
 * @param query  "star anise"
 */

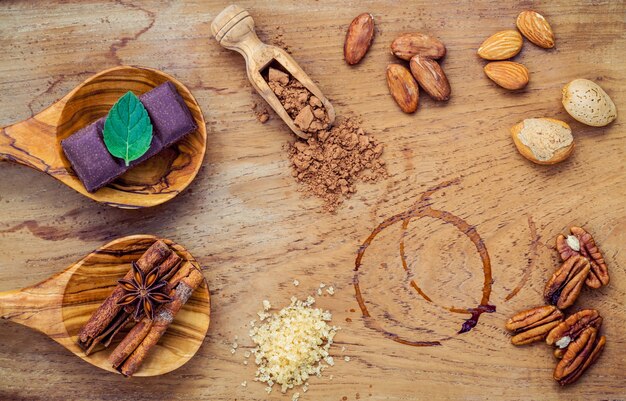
xmin=117 ymin=262 xmax=172 ymax=320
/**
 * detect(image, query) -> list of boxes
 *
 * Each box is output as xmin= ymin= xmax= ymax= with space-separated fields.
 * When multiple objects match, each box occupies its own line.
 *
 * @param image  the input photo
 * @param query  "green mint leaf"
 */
xmin=103 ymin=91 xmax=153 ymax=166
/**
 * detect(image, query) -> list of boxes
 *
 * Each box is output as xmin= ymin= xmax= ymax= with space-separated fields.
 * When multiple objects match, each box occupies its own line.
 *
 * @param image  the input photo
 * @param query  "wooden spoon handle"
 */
xmin=0 ymin=123 xmax=43 ymax=169
xmin=0 ymin=289 xmax=48 ymax=323
xmin=0 ymin=105 xmax=63 ymax=172
xmin=0 ymin=278 xmax=64 ymax=334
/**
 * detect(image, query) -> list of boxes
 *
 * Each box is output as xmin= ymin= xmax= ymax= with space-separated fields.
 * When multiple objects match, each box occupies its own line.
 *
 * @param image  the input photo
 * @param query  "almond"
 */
xmin=344 ymin=13 xmax=375 ymax=65
xmin=511 ymin=118 xmax=574 ymax=165
xmin=484 ymin=61 xmax=529 ymax=90
xmin=516 ymin=11 xmax=555 ymax=49
xmin=562 ymin=79 xmax=617 ymax=127
xmin=386 ymin=64 xmax=419 ymax=113
xmin=477 ymin=30 xmax=523 ymax=60
xmin=390 ymin=33 xmax=446 ymax=61
xmin=409 ymin=56 xmax=450 ymax=101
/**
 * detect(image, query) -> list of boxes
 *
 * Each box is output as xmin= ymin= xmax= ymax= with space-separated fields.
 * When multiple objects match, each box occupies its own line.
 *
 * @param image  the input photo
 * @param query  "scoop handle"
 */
xmin=211 ymin=5 xmax=266 ymax=63
xmin=211 ymin=5 xmax=312 ymax=139
xmin=0 ymin=105 xmax=63 ymax=172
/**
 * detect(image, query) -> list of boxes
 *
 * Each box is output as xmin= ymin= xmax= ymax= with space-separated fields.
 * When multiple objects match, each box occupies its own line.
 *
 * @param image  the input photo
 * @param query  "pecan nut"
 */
xmin=553 ymin=327 xmax=606 ymax=385
xmin=546 ymin=309 xmax=603 ymax=347
xmin=554 ymin=348 xmax=565 ymax=359
xmin=544 ymin=255 xmax=590 ymax=309
xmin=505 ymin=305 xmax=564 ymax=345
xmin=556 ymin=226 xmax=609 ymax=289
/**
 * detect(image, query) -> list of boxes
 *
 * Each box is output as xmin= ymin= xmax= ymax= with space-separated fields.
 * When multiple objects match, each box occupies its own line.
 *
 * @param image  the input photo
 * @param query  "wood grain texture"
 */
xmin=0 ymin=1 xmax=625 ymax=400
xmin=0 ymin=235 xmax=210 ymax=377
xmin=0 ymin=66 xmax=207 ymax=209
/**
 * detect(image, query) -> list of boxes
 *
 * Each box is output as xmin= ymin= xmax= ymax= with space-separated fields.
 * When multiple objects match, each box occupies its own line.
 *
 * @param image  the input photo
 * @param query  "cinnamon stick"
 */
xmin=114 ymin=266 xmax=204 ymax=376
xmin=98 ymin=253 xmax=182 ymax=349
xmin=90 ymin=310 xmax=131 ymax=353
xmin=108 ymin=261 xmax=195 ymax=368
xmin=78 ymin=240 xmax=172 ymax=353
xmin=108 ymin=319 xmax=153 ymax=369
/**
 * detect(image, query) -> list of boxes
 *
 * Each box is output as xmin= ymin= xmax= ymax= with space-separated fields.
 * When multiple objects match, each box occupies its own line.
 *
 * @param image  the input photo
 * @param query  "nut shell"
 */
xmin=562 ymin=79 xmax=617 ymax=127
xmin=516 ymin=10 xmax=555 ymax=48
xmin=511 ymin=118 xmax=574 ymax=165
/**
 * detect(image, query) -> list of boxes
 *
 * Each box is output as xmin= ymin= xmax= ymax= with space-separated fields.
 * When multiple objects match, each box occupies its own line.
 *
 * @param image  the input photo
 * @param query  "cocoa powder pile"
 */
xmin=266 ymin=67 xmax=387 ymax=212
xmin=287 ymin=118 xmax=387 ymax=212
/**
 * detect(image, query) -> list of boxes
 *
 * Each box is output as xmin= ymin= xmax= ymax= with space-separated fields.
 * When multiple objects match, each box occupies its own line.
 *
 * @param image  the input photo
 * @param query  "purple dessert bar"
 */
xmin=61 ymin=81 xmax=197 ymax=193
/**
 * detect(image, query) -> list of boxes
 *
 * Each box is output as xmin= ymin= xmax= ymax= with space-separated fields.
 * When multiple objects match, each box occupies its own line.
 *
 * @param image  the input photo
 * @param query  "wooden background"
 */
xmin=0 ymin=1 xmax=624 ymax=400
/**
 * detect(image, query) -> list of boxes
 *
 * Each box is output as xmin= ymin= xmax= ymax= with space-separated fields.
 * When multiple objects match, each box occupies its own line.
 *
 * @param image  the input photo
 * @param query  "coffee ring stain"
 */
xmin=505 ymin=215 xmax=540 ymax=302
xmin=353 ymin=178 xmax=496 ymax=346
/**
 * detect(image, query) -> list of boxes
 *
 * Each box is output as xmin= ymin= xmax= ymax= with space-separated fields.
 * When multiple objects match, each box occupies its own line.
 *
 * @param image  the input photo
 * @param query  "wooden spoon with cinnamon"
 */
xmin=0 ymin=235 xmax=210 ymax=376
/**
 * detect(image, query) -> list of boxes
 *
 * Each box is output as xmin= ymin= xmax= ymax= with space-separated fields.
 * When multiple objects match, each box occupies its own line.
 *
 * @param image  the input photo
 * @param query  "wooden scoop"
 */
xmin=0 ymin=66 xmax=207 ymax=209
xmin=0 ymin=235 xmax=210 ymax=377
xmin=211 ymin=4 xmax=336 ymax=139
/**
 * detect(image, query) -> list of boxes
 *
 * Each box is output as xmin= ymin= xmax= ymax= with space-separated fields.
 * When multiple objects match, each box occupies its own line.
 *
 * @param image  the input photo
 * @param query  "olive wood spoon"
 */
xmin=211 ymin=4 xmax=336 ymax=139
xmin=0 ymin=66 xmax=207 ymax=209
xmin=0 ymin=235 xmax=211 ymax=376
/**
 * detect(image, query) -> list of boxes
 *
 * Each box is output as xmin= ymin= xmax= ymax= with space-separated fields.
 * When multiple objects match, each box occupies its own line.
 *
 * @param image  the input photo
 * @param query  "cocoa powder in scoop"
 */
xmin=267 ymin=67 xmax=330 ymax=133
xmin=288 ymin=117 xmax=387 ymax=212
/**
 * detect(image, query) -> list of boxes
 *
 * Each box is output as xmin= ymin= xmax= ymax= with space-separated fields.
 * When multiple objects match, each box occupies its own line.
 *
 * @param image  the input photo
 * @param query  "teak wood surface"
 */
xmin=0 ymin=1 xmax=624 ymax=400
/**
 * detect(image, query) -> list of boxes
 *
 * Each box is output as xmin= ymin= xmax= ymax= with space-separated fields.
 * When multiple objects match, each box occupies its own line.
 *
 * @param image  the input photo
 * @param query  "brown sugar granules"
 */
xmin=288 ymin=117 xmax=387 ymax=212
xmin=267 ymin=67 xmax=330 ymax=134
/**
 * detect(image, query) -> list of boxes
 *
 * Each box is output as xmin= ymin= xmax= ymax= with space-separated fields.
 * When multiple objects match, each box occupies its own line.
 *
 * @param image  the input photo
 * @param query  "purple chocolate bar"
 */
xmin=61 ymin=81 xmax=197 ymax=193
